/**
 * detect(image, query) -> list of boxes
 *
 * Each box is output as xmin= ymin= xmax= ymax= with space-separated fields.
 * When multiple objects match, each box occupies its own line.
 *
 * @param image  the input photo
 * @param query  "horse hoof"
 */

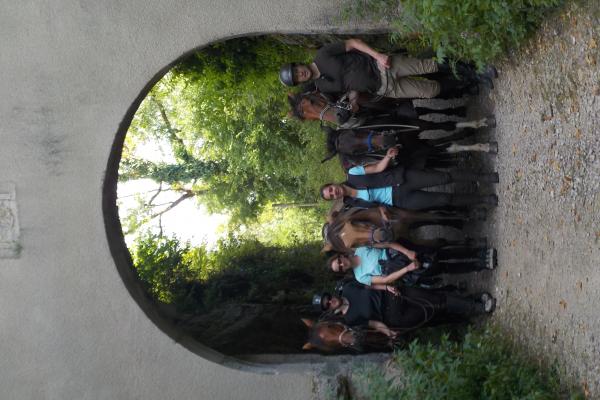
xmin=488 ymin=141 xmax=498 ymax=154
xmin=486 ymin=116 xmax=496 ymax=128
xmin=481 ymin=65 xmax=498 ymax=79
xmin=480 ymin=292 xmax=497 ymax=313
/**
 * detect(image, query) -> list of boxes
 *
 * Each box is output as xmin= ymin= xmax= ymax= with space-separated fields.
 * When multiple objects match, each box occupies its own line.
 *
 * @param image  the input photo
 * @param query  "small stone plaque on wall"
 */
xmin=0 ymin=182 xmax=20 ymax=258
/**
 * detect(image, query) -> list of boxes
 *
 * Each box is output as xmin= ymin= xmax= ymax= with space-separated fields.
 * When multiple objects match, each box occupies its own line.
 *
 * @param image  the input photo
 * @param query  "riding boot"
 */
xmin=445 ymin=294 xmax=484 ymax=316
xmin=439 ymin=61 xmax=497 ymax=88
xmin=450 ymin=194 xmax=498 ymax=207
xmin=436 ymin=77 xmax=477 ymax=99
xmin=450 ymin=170 xmax=500 ymax=183
xmin=414 ymin=105 xmax=467 ymax=118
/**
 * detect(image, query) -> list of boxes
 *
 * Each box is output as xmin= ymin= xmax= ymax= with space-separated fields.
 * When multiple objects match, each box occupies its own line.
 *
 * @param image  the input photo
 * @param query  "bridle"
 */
xmin=319 ymin=93 xmax=353 ymax=122
xmin=331 ymin=322 xmax=356 ymax=348
xmin=351 ymin=220 xmax=394 ymax=247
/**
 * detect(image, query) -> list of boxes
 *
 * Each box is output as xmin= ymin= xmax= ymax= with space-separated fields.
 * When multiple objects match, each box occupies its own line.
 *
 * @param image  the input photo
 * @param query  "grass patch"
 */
xmin=349 ymin=328 xmax=583 ymax=400
xmin=343 ymin=0 xmax=565 ymax=69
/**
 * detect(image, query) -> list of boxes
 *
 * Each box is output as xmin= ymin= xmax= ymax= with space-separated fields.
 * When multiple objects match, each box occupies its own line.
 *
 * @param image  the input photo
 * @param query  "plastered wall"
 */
xmin=0 ymin=1 xmax=380 ymax=399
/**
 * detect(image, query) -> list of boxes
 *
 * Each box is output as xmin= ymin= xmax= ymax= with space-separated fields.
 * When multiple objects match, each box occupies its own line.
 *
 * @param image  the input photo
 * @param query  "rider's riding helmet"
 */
xmin=312 ymin=292 xmax=331 ymax=312
xmin=279 ymin=63 xmax=296 ymax=86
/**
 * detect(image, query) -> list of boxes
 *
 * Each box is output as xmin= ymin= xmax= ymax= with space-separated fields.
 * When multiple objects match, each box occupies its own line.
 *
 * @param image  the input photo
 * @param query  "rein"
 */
xmin=337 ymin=326 xmax=353 ymax=347
xmin=314 ymin=92 xmax=352 ymax=122
xmin=366 ymin=131 xmax=374 ymax=153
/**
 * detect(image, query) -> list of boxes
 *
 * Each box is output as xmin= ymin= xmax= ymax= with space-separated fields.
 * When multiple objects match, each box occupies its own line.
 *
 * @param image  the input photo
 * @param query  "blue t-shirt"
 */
xmin=348 ymin=166 xmax=393 ymax=205
xmin=353 ymin=246 xmax=388 ymax=285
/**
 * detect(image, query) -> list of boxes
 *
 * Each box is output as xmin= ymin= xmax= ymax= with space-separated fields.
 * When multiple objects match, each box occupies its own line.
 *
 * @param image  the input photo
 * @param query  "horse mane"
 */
xmin=323 ymin=126 xmax=338 ymax=155
xmin=326 ymin=207 xmax=367 ymax=252
xmin=325 ymin=207 xmax=385 ymax=252
xmin=326 ymin=218 xmax=351 ymax=253
xmin=287 ymin=92 xmax=304 ymax=120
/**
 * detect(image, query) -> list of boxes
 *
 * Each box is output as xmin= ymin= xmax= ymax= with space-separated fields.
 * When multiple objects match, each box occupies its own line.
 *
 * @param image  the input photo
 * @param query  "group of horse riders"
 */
xmin=279 ymin=38 xmax=500 ymax=352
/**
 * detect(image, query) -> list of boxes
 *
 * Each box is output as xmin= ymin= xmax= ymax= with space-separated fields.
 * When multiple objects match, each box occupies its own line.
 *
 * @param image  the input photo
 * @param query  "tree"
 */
xmin=129 ymin=232 xmax=334 ymax=354
xmin=119 ymin=35 xmax=344 ymax=234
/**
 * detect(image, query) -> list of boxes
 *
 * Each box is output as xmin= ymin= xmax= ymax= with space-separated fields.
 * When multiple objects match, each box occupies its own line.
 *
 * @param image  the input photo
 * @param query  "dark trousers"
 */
xmin=392 ymin=169 xmax=488 ymax=210
xmin=382 ymin=287 xmax=445 ymax=330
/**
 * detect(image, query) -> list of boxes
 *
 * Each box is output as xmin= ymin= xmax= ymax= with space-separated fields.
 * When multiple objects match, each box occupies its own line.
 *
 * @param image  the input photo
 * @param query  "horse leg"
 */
xmin=410 ymin=237 xmax=449 ymax=248
xmin=415 ymin=119 xmax=458 ymax=132
xmin=425 ymin=128 xmax=478 ymax=146
xmin=409 ymin=218 xmax=465 ymax=230
xmin=455 ymin=115 xmax=496 ymax=129
xmin=424 ymin=153 xmax=460 ymax=169
xmin=445 ymin=141 xmax=498 ymax=154
xmin=414 ymin=106 xmax=467 ymax=118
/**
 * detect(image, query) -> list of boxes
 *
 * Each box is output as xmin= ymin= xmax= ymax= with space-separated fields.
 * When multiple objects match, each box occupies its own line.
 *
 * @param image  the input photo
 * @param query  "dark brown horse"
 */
xmin=287 ymin=91 xmax=492 ymax=131
xmin=324 ymin=126 xmax=497 ymax=169
xmin=301 ymin=318 xmax=393 ymax=353
xmin=322 ymin=205 xmax=484 ymax=253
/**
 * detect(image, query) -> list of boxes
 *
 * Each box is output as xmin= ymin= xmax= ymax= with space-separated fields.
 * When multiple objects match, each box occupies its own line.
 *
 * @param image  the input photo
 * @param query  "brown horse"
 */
xmin=301 ymin=318 xmax=393 ymax=353
xmin=287 ymin=91 xmax=492 ymax=131
xmin=322 ymin=205 xmax=484 ymax=253
xmin=324 ymin=126 xmax=497 ymax=169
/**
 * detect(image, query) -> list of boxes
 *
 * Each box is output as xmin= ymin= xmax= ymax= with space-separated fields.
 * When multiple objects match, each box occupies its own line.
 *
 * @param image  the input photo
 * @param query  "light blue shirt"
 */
xmin=348 ymin=166 xmax=393 ymax=205
xmin=353 ymin=246 xmax=388 ymax=286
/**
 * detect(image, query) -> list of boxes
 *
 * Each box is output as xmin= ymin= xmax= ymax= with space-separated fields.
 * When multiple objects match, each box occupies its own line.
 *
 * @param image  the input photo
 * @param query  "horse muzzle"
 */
xmin=371 ymin=227 xmax=394 ymax=244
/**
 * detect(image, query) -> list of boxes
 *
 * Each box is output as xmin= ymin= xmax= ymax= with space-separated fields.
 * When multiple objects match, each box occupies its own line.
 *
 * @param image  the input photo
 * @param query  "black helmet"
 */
xmin=312 ymin=292 xmax=331 ymax=312
xmin=279 ymin=63 xmax=296 ymax=86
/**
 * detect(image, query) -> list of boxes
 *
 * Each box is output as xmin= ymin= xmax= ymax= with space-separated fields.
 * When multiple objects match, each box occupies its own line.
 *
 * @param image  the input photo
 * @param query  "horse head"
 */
xmin=301 ymin=318 xmax=364 ymax=352
xmin=301 ymin=318 xmax=393 ymax=353
xmin=324 ymin=208 xmax=396 ymax=252
xmin=287 ymin=91 xmax=350 ymax=124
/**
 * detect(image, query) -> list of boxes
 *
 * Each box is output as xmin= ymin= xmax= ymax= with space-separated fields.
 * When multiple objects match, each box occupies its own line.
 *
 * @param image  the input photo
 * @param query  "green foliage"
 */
xmin=242 ymin=203 xmax=331 ymax=246
xmin=201 ymin=235 xmax=331 ymax=308
xmin=343 ymin=0 xmax=564 ymax=68
xmin=352 ymin=328 xmax=582 ymax=400
xmin=131 ymin=232 xmax=206 ymax=312
xmin=129 ymin=231 xmax=333 ymax=313
xmin=120 ymin=35 xmax=344 ymax=227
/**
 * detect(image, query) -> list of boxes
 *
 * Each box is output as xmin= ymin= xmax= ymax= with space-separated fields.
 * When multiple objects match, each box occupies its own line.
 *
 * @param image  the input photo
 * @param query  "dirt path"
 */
xmin=482 ymin=1 xmax=600 ymax=396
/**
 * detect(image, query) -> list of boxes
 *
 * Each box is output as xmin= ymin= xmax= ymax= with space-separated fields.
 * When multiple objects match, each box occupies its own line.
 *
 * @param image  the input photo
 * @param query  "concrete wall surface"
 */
xmin=0 ymin=1 xmax=375 ymax=399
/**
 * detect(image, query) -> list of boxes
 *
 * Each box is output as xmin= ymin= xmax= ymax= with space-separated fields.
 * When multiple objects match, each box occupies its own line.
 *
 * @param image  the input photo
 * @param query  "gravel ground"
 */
xmin=315 ymin=4 xmax=599 ymax=397
xmin=479 ymin=1 xmax=600 ymax=396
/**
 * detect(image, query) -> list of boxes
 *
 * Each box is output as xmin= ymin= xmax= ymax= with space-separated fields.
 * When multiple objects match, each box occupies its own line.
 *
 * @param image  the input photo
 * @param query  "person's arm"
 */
xmin=368 ymin=320 xmax=397 ymax=338
xmin=372 ymin=241 xmax=417 ymax=262
xmin=345 ymin=38 xmax=390 ymax=69
xmin=369 ymin=284 xmax=399 ymax=296
xmin=378 ymin=206 xmax=390 ymax=223
xmin=363 ymin=147 xmax=399 ymax=174
xmin=369 ymin=262 xmax=419 ymax=285
xmin=347 ymin=90 xmax=360 ymax=113
xmin=343 ymin=196 xmax=379 ymax=209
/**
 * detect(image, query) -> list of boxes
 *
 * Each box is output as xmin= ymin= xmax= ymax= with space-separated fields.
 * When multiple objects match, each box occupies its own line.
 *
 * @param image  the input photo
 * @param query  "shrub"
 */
xmin=351 ymin=328 xmax=583 ymax=400
xmin=344 ymin=0 xmax=564 ymax=69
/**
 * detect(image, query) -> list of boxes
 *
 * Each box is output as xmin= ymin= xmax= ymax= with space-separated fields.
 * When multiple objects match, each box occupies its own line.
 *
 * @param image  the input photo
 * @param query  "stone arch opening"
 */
xmin=102 ymin=34 xmax=393 ymax=372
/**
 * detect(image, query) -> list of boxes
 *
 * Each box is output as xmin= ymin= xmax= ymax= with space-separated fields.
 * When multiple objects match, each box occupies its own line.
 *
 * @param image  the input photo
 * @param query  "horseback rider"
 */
xmin=319 ymin=163 xmax=499 ymax=210
xmin=279 ymin=38 xmax=497 ymax=106
xmin=312 ymin=282 xmax=495 ymax=338
xmin=327 ymin=242 xmax=496 ymax=287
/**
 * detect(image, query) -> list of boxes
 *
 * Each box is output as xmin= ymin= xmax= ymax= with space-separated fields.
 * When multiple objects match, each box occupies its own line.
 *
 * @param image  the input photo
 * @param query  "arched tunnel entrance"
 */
xmin=102 ymin=33 xmax=394 ymax=372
